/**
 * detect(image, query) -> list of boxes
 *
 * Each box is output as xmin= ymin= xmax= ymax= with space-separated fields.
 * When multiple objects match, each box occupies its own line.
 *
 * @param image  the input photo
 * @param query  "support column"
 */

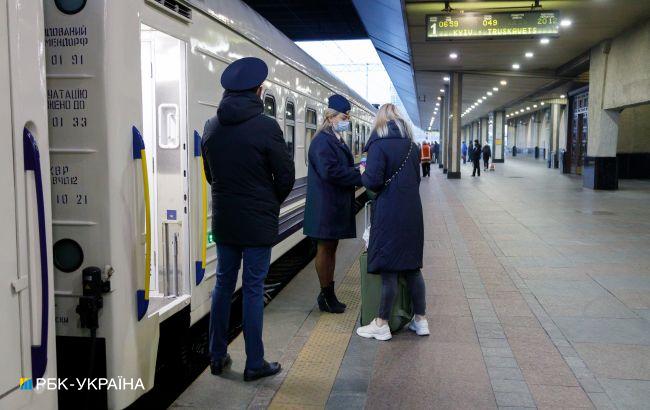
xmin=447 ymin=72 xmax=462 ymax=179
xmin=550 ymin=103 xmax=561 ymax=168
xmin=480 ymin=117 xmax=488 ymax=146
xmin=512 ymin=121 xmax=518 ymax=156
xmin=492 ymin=111 xmax=505 ymax=163
xmin=439 ymin=119 xmax=446 ymax=170
xmin=440 ymin=88 xmax=448 ymax=171
xmin=583 ymin=41 xmax=619 ymax=189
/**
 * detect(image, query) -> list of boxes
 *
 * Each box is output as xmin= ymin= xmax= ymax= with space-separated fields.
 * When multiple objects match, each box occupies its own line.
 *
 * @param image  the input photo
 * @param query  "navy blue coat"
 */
xmin=303 ymin=128 xmax=362 ymax=240
xmin=202 ymin=90 xmax=295 ymax=247
xmin=362 ymin=121 xmax=423 ymax=274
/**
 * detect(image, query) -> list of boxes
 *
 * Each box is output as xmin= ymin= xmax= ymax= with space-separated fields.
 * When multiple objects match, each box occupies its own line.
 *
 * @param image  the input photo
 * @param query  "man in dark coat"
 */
xmin=482 ymin=143 xmax=492 ymax=171
xmin=433 ymin=141 xmax=440 ymax=164
xmin=303 ymin=94 xmax=361 ymax=314
xmin=471 ymin=139 xmax=482 ymax=177
xmin=202 ymin=57 xmax=294 ymax=382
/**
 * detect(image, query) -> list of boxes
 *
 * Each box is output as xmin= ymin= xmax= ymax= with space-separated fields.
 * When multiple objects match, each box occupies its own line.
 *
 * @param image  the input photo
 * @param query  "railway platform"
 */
xmin=174 ymin=158 xmax=650 ymax=409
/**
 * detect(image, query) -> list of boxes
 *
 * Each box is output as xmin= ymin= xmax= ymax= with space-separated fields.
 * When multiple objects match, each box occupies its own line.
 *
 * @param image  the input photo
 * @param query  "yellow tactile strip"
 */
xmin=269 ymin=258 xmax=361 ymax=409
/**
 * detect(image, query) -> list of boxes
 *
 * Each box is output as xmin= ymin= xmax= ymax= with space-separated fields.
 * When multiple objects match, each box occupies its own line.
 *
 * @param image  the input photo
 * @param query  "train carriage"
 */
xmin=44 ymin=0 xmax=375 ymax=408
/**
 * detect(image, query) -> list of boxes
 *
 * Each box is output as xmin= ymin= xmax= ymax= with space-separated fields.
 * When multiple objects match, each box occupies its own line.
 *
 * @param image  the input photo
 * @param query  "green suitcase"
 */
xmin=359 ymin=251 xmax=414 ymax=332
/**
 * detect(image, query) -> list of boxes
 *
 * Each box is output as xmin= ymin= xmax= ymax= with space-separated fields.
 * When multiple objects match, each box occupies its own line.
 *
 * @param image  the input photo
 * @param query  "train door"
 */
xmin=0 ymin=0 xmax=24 ymax=397
xmin=140 ymin=24 xmax=190 ymax=308
xmin=1 ymin=0 xmax=54 ymax=407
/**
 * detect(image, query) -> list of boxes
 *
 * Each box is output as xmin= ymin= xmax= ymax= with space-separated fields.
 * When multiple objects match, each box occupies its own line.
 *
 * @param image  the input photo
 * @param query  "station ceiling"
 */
xmin=406 ymin=0 xmax=650 ymax=129
xmin=240 ymin=0 xmax=367 ymax=40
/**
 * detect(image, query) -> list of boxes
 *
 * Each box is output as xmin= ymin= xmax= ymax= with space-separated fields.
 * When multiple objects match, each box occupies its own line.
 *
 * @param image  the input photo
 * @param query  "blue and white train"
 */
xmin=36 ymin=0 xmax=376 ymax=408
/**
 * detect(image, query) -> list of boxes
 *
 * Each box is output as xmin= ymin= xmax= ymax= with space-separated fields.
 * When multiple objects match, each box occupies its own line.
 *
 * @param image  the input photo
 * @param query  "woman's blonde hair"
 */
xmin=315 ymin=108 xmax=342 ymax=134
xmin=372 ymin=103 xmax=413 ymax=140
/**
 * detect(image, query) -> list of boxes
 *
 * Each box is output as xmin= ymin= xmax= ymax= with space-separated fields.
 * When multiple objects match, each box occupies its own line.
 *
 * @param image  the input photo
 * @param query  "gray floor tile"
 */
xmin=494 ymin=391 xmax=536 ymax=408
xmin=555 ymin=317 xmax=650 ymax=345
xmin=599 ymin=378 xmax=650 ymax=410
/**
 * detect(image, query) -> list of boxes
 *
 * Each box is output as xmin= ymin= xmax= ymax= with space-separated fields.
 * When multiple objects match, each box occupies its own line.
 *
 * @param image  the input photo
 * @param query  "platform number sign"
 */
xmin=54 ymin=0 xmax=87 ymax=15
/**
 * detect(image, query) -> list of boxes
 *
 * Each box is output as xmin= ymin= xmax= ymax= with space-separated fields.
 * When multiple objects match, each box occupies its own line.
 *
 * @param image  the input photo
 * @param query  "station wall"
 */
xmin=617 ymin=103 xmax=650 ymax=179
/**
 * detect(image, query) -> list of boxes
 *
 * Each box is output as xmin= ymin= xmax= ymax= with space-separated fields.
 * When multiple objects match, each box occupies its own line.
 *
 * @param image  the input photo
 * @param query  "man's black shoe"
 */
xmin=210 ymin=354 xmax=232 ymax=376
xmin=244 ymin=361 xmax=281 ymax=382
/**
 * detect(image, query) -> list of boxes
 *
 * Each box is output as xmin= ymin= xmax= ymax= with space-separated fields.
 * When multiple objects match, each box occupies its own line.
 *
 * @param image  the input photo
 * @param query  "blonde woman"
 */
xmin=304 ymin=94 xmax=362 ymax=313
xmin=356 ymin=104 xmax=428 ymax=341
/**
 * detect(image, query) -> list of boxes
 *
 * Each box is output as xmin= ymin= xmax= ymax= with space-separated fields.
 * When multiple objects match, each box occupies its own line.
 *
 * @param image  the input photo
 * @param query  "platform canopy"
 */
xmin=397 ymin=0 xmax=650 ymax=129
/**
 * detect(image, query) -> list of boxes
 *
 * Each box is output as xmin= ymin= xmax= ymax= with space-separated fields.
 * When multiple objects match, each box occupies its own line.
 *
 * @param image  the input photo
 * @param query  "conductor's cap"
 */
xmin=221 ymin=57 xmax=268 ymax=91
xmin=328 ymin=94 xmax=351 ymax=113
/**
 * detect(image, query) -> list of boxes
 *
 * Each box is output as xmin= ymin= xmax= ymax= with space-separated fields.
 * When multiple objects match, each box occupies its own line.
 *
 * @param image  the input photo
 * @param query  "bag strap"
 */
xmin=384 ymin=141 xmax=414 ymax=187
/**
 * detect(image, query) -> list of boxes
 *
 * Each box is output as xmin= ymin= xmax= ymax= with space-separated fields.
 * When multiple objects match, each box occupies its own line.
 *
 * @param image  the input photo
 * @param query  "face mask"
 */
xmin=334 ymin=120 xmax=350 ymax=132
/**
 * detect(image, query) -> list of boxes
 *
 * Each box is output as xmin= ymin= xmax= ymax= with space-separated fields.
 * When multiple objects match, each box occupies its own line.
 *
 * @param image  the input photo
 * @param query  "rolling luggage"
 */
xmin=359 ymin=202 xmax=414 ymax=332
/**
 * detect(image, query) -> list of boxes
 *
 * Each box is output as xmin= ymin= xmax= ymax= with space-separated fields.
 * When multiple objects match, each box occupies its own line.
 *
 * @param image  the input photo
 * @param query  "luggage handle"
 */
xmin=364 ymin=200 xmax=372 ymax=231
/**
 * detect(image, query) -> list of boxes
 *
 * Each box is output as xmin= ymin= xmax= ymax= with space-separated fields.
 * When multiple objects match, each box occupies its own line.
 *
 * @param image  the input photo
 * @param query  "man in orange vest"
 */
xmin=420 ymin=140 xmax=432 ymax=177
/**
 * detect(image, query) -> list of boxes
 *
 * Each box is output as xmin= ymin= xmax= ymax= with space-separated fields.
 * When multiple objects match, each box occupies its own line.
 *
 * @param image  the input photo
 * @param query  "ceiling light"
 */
xmin=560 ymin=19 xmax=572 ymax=27
xmin=512 ymin=63 xmax=520 ymax=70
xmin=540 ymin=37 xmax=550 ymax=45
xmin=533 ymin=104 xmax=538 ymax=108
xmin=443 ymin=76 xmax=450 ymax=82
xmin=482 ymin=97 xmax=487 ymax=100
xmin=541 ymin=102 xmax=545 ymax=105
xmin=500 ymin=80 xmax=507 ymax=86
xmin=440 ymin=89 xmax=445 ymax=93
xmin=436 ymin=103 xmax=440 ymax=107
xmin=437 ymin=96 xmax=441 ymax=101
xmin=493 ymin=87 xmax=499 ymax=91
xmin=526 ymin=107 xmax=531 ymax=110
xmin=449 ymin=52 xmax=458 ymax=59
xmin=487 ymin=91 xmax=493 ymax=96
xmin=525 ymin=52 xmax=534 ymax=58
xmin=560 ymin=94 xmax=566 ymax=99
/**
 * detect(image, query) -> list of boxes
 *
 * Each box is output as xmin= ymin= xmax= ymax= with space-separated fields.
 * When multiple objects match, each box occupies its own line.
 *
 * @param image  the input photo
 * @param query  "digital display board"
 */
xmin=426 ymin=11 xmax=560 ymax=39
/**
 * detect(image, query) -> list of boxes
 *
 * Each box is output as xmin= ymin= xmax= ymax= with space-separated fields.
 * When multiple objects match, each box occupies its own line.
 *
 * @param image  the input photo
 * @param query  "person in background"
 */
xmin=433 ymin=140 xmax=440 ymax=164
xmin=471 ymin=139 xmax=482 ymax=177
xmin=420 ymin=140 xmax=432 ymax=177
xmin=356 ymin=103 xmax=428 ymax=341
xmin=461 ymin=141 xmax=468 ymax=164
xmin=303 ymin=94 xmax=362 ymax=314
xmin=202 ymin=57 xmax=295 ymax=381
xmin=482 ymin=142 xmax=492 ymax=171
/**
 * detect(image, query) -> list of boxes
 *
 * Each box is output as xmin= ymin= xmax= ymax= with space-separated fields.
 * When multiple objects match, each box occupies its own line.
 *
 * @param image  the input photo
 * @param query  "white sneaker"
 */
xmin=356 ymin=319 xmax=392 ymax=341
xmin=408 ymin=318 xmax=430 ymax=336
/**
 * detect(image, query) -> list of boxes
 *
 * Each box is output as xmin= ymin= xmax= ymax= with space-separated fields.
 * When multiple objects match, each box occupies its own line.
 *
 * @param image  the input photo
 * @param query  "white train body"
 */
xmin=44 ymin=0 xmax=375 ymax=408
xmin=0 ymin=0 xmax=57 ymax=409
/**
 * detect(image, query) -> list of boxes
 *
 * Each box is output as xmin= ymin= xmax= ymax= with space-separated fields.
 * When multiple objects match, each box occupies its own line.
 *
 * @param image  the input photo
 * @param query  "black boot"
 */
xmin=329 ymin=281 xmax=346 ymax=309
xmin=317 ymin=283 xmax=345 ymax=314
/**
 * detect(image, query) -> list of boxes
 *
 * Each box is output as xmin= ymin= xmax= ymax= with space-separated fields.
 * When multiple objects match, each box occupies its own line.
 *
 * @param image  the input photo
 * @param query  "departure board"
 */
xmin=426 ymin=11 xmax=560 ymax=39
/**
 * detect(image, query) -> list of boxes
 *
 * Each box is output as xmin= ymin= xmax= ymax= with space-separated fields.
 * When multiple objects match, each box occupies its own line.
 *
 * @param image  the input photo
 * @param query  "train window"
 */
xmin=53 ymin=238 xmax=84 ymax=273
xmin=346 ymin=130 xmax=353 ymax=153
xmin=55 ymin=0 xmax=87 ymax=14
xmin=355 ymin=123 xmax=361 ymax=155
xmin=284 ymin=101 xmax=295 ymax=159
xmin=305 ymin=108 xmax=317 ymax=165
xmin=264 ymin=94 xmax=276 ymax=117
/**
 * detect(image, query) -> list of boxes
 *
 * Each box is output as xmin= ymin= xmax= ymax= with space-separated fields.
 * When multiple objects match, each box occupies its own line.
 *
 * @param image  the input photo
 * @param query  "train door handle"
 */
xmin=194 ymin=130 xmax=207 ymax=286
xmin=23 ymin=127 xmax=49 ymax=379
xmin=133 ymin=126 xmax=151 ymax=321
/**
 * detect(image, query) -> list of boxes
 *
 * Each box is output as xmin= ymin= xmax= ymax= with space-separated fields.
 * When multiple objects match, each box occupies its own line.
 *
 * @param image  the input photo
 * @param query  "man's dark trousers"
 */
xmin=209 ymin=244 xmax=271 ymax=370
xmin=472 ymin=159 xmax=481 ymax=176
